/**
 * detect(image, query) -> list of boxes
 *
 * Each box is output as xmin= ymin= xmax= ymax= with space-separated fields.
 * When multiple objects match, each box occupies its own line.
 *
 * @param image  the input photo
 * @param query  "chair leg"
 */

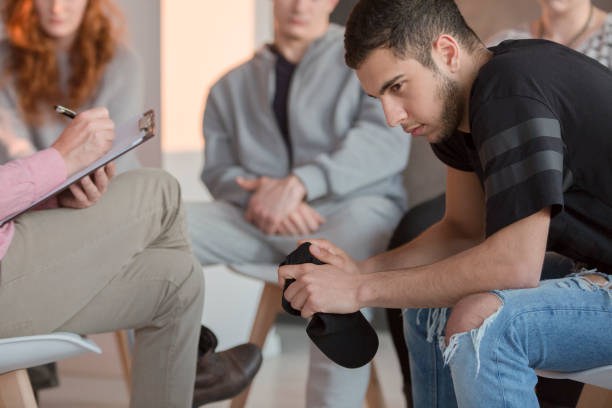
xmin=114 ymin=330 xmax=132 ymax=393
xmin=230 ymin=282 xmax=283 ymax=408
xmin=365 ymin=361 xmax=385 ymax=408
xmin=0 ymin=369 xmax=37 ymax=408
xmin=576 ymin=384 xmax=612 ymax=408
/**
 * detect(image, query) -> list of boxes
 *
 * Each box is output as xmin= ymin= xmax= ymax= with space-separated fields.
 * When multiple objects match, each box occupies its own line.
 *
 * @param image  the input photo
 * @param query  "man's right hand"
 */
xmin=275 ymin=202 xmax=326 ymax=236
xmin=51 ymin=107 xmax=115 ymax=177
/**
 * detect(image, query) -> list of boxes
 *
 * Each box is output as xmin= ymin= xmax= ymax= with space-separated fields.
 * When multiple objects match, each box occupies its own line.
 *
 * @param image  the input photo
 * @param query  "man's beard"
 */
xmin=433 ymin=74 xmax=464 ymax=144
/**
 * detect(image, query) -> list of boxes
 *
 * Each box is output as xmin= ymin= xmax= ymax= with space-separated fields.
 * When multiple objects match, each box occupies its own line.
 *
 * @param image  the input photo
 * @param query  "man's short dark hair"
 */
xmin=344 ymin=0 xmax=482 ymax=70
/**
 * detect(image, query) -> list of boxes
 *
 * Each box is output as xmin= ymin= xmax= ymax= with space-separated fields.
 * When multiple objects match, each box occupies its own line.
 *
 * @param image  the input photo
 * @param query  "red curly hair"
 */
xmin=2 ymin=0 xmax=124 ymax=124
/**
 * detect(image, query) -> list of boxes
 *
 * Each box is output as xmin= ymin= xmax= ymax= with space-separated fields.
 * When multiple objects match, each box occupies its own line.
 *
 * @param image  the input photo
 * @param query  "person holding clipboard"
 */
xmin=0 ymin=106 xmax=262 ymax=407
xmin=0 ymin=0 xmax=140 ymax=172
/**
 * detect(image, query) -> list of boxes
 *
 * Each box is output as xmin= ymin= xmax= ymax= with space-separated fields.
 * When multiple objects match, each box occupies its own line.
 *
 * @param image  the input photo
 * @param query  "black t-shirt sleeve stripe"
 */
xmin=477 ymin=117 xmax=561 ymax=169
xmin=483 ymin=136 xmax=564 ymax=178
xmin=470 ymin=97 xmax=566 ymax=237
xmin=485 ymin=150 xmax=563 ymax=198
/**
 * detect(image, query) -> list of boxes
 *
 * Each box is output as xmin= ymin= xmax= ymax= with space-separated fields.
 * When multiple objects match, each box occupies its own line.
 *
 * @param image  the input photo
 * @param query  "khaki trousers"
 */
xmin=0 ymin=169 xmax=204 ymax=408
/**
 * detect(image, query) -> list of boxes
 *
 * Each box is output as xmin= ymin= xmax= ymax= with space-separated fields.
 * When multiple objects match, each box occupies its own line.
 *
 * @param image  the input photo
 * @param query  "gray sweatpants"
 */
xmin=0 ymin=169 xmax=204 ymax=408
xmin=187 ymin=195 xmax=402 ymax=408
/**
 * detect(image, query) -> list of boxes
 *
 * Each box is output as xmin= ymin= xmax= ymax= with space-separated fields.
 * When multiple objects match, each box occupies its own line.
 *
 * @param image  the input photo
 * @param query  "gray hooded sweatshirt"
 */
xmin=202 ymin=24 xmax=410 ymax=209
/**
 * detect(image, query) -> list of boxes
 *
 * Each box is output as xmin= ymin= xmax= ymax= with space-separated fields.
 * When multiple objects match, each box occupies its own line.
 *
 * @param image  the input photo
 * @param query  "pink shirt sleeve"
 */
xmin=0 ymin=148 xmax=67 ymax=259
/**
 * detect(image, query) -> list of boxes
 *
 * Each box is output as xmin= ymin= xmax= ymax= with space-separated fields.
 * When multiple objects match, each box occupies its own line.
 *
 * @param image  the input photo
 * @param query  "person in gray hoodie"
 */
xmin=187 ymin=0 xmax=410 ymax=406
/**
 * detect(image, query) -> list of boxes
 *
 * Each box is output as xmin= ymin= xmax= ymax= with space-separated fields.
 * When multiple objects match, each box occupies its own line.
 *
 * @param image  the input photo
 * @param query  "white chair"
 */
xmin=0 ymin=332 xmax=101 ymax=407
xmin=537 ymin=366 xmax=612 ymax=407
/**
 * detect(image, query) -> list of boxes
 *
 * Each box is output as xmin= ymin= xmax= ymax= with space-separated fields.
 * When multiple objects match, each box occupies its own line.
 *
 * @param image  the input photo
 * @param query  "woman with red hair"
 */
xmin=0 ymin=0 xmax=141 ymax=170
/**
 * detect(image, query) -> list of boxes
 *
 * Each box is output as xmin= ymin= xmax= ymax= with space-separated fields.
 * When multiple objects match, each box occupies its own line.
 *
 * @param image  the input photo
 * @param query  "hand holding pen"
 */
xmin=51 ymin=106 xmax=116 ymax=209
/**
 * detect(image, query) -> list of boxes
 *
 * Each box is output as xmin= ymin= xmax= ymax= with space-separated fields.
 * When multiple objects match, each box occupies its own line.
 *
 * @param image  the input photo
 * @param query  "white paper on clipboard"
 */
xmin=0 ymin=109 xmax=155 ymax=227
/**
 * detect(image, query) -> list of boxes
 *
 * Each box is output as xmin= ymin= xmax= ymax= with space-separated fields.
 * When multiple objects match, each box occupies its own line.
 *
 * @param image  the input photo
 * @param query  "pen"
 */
xmin=54 ymin=105 xmax=77 ymax=119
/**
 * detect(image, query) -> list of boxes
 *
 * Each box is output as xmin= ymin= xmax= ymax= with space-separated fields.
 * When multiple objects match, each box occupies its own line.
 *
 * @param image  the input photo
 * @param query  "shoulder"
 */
xmin=475 ymin=40 xmax=561 ymax=101
xmin=600 ymin=12 xmax=612 ymax=33
xmin=105 ymin=44 xmax=142 ymax=78
xmin=486 ymin=27 xmax=532 ymax=47
xmin=208 ymin=52 xmax=264 ymax=99
xmin=306 ymin=24 xmax=347 ymax=65
xmin=579 ymin=12 xmax=612 ymax=66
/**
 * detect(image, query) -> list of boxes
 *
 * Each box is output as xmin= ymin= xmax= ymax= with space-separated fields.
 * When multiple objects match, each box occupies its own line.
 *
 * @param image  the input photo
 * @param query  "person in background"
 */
xmin=0 ymin=0 xmax=140 ymax=171
xmin=489 ymin=0 xmax=612 ymax=67
xmin=187 ymin=0 xmax=410 ymax=406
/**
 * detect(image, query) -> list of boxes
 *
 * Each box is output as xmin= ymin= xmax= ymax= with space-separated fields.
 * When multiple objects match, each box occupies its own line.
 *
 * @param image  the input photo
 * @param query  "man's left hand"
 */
xmin=58 ymin=162 xmax=116 ymax=209
xmin=278 ymin=239 xmax=364 ymax=318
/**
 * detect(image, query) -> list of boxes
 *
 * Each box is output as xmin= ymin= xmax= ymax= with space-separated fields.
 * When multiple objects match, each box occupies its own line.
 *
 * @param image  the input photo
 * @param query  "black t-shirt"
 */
xmin=431 ymin=39 xmax=612 ymax=272
xmin=270 ymin=45 xmax=297 ymax=165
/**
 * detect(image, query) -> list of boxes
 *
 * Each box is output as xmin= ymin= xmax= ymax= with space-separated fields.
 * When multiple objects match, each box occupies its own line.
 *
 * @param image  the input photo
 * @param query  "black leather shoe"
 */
xmin=192 ymin=326 xmax=262 ymax=406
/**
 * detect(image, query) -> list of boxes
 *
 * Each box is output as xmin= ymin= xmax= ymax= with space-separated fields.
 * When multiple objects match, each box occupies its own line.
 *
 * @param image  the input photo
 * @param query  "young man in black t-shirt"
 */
xmin=277 ymin=0 xmax=612 ymax=406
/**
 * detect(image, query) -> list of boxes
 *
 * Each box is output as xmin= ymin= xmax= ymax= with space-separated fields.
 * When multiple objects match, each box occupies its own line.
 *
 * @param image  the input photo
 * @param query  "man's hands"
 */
xmin=51 ymin=107 xmax=117 ymax=209
xmin=278 ymin=239 xmax=365 ymax=318
xmin=236 ymin=174 xmax=309 ymax=234
xmin=51 ymin=107 xmax=115 ymax=177
xmin=58 ymin=162 xmax=116 ymax=209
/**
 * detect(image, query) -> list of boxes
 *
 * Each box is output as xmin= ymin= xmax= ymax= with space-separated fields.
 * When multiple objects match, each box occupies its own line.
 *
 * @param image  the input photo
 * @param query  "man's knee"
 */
xmin=445 ymin=293 xmax=502 ymax=346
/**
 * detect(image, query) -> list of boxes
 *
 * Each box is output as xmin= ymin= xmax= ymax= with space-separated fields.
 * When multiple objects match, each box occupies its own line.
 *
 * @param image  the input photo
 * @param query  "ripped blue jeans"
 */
xmin=403 ymin=270 xmax=612 ymax=407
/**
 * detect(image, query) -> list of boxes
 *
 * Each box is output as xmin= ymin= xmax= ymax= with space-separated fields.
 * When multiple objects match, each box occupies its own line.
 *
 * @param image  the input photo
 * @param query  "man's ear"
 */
xmin=432 ymin=35 xmax=461 ymax=73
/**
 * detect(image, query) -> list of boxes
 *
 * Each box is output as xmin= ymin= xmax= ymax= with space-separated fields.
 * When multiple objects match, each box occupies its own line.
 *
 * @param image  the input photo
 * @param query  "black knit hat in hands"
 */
xmin=280 ymin=242 xmax=379 ymax=369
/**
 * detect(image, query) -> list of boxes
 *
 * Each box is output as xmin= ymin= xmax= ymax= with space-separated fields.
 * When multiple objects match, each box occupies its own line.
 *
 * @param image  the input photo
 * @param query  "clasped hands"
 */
xmin=277 ymin=239 xmax=367 ymax=318
xmin=236 ymin=174 xmax=326 ymax=235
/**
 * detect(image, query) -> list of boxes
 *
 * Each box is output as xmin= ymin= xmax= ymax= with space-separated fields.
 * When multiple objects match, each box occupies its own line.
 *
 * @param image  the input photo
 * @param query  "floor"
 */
xmin=38 ymin=324 xmax=406 ymax=408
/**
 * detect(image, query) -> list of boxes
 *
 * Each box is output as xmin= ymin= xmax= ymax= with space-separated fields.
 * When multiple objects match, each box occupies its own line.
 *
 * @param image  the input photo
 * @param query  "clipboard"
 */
xmin=0 ymin=109 xmax=156 ymax=227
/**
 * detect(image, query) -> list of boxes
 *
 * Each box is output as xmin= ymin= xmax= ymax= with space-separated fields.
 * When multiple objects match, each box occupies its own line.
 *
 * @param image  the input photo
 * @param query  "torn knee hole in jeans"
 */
xmin=417 ymin=297 xmax=504 ymax=377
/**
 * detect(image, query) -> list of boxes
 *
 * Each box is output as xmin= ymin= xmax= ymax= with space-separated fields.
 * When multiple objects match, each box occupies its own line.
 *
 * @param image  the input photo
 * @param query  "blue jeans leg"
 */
xmin=446 ymin=272 xmax=612 ymax=408
xmin=403 ymin=308 xmax=457 ymax=407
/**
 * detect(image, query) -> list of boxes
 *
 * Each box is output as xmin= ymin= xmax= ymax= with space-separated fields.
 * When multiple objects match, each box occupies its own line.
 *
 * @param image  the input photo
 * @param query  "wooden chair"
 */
xmin=114 ymin=330 xmax=132 ymax=390
xmin=229 ymin=281 xmax=386 ymax=408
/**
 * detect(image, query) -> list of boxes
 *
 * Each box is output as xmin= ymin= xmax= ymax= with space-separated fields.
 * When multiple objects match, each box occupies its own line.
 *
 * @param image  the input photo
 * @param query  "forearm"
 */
xmin=0 ymin=149 xmax=66 ymax=220
xmin=358 ymin=238 xmax=538 ymax=309
xmin=202 ymin=166 xmax=255 ymax=207
xmin=357 ymin=209 xmax=550 ymax=309
xmin=361 ymin=218 xmax=483 ymax=273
